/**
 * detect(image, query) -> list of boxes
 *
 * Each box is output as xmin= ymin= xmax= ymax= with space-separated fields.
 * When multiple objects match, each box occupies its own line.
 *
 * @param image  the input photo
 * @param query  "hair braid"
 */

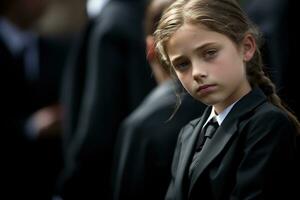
xmin=247 ymin=50 xmax=300 ymax=134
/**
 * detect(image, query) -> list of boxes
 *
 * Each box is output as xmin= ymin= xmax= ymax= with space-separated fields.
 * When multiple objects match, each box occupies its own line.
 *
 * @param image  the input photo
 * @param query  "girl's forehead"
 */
xmin=169 ymin=23 xmax=219 ymax=43
xmin=178 ymin=22 xmax=211 ymax=32
xmin=168 ymin=22 xmax=242 ymax=47
xmin=168 ymin=24 xmax=219 ymax=49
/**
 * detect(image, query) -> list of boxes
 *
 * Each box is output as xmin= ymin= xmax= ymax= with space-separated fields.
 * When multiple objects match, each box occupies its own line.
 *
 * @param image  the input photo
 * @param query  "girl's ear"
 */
xmin=242 ymin=34 xmax=256 ymax=62
xmin=146 ymin=36 xmax=156 ymax=61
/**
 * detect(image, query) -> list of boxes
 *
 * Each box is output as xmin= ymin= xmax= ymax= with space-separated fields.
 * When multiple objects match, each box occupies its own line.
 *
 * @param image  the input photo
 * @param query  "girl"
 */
xmin=154 ymin=0 xmax=300 ymax=199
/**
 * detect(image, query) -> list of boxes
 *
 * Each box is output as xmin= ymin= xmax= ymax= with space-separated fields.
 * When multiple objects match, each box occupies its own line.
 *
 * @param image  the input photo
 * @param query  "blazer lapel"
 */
xmin=188 ymin=87 xmax=267 ymax=196
xmin=189 ymin=120 xmax=238 ymax=195
xmin=174 ymin=107 xmax=212 ymax=197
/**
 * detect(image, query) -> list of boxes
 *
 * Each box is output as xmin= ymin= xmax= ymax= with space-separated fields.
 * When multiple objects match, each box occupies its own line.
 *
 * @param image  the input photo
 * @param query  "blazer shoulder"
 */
xmin=189 ymin=117 xmax=202 ymax=127
xmin=251 ymin=102 xmax=290 ymax=123
xmin=177 ymin=117 xmax=201 ymax=140
xmin=240 ymin=101 xmax=296 ymax=140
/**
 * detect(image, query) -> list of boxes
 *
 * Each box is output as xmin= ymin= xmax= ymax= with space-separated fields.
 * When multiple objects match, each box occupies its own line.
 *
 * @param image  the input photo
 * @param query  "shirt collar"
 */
xmin=0 ymin=18 xmax=37 ymax=56
xmin=87 ymin=0 xmax=110 ymax=19
xmin=204 ymin=99 xmax=239 ymax=128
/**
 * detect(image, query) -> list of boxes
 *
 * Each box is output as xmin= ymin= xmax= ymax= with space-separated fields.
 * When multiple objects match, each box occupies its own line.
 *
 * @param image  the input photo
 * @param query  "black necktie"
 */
xmin=189 ymin=117 xmax=219 ymax=178
xmin=195 ymin=117 xmax=219 ymax=152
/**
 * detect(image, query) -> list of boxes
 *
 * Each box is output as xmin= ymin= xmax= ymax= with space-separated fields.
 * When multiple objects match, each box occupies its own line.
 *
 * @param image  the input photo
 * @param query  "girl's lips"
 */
xmin=196 ymin=84 xmax=216 ymax=95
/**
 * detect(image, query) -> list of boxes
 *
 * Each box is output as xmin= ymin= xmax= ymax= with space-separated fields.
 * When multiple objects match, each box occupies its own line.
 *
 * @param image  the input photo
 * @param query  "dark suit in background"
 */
xmin=0 ymin=26 xmax=69 ymax=199
xmin=243 ymin=0 xmax=299 ymax=118
xmin=56 ymin=0 xmax=155 ymax=199
xmin=112 ymin=80 xmax=206 ymax=200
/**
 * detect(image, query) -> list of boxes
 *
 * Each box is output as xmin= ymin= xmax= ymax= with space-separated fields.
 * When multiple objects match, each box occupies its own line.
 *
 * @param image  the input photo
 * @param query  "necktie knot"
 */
xmin=204 ymin=117 xmax=219 ymax=138
xmin=195 ymin=117 xmax=219 ymax=152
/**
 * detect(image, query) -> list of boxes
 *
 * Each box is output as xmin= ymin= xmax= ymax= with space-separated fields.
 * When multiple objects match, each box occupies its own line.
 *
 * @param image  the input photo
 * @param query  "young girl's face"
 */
xmin=166 ymin=23 xmax=253 ymax=113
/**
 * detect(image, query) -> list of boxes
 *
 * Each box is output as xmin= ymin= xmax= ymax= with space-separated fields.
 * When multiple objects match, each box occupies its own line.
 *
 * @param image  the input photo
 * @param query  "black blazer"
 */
xmin=57 ymin=1 xmax=155 ymax=199
xmin=166 ymin=87 xmax=299 ymax=200
xmin=112 ymin=80 xmax=206 ymax=200
xmin=1 ymin=36 xmax=68 ymax=137
xmin=0 ymin=34 xmax=69 ymax=199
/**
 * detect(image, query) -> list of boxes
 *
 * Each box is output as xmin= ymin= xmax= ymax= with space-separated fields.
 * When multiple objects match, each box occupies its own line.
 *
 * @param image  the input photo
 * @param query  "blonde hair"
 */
xmin=154 ymin=0 xmax=300 ymax=133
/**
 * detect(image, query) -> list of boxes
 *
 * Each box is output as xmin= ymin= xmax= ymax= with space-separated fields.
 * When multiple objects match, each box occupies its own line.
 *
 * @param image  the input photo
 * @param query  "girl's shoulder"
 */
xmin=251 ymin=101 xmax=290 ymax=123
xmin=240 ymin=101 xmax=296 ymax=137
xmin=182 ymin=117 xmax=202 ymax=133
xmin=177 ymin=116 xmax=202 ymax=140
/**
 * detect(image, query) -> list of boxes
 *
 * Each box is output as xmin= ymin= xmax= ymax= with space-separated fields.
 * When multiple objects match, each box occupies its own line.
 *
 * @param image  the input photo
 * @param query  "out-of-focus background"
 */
xmin=1 ymin=0 xmax=298 ymax=199
xmin=35 ymin=0 xmax=87 ymax=36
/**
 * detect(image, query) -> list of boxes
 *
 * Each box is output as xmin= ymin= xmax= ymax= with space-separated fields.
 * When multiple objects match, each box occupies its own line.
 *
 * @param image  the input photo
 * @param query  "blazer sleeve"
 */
xmin=230 ymin=109 xmax=298 ymax=199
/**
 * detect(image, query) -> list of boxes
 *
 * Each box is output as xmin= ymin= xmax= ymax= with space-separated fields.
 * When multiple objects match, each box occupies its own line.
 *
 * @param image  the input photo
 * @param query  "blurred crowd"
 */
xmin=0 ymin=0 xmax=298 ymax=199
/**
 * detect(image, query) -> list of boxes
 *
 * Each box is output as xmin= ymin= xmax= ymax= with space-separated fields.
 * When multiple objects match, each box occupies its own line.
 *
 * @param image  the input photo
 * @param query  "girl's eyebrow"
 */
xmin=170 ymin=42 xmax=217 ymax=63
xmin=194 ymin=42 xmax=218 ymax=52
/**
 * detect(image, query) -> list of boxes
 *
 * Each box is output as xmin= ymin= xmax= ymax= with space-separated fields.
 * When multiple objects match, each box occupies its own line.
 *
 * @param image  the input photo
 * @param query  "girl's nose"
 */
xmin=192 ymin=61 xmax=207 ymax=82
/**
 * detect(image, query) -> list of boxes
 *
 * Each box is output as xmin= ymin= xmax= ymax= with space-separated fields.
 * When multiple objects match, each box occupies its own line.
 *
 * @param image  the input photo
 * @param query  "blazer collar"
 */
xmin=184 ymin=87 xmax=267 ymax=196
xmin=173 ymin=104 xmax=211 ymax=198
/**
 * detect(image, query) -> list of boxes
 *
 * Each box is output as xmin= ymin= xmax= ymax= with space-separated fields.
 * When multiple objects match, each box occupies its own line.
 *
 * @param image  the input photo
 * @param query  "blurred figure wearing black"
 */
xmin=241 ymin=0 xmax=299 ymax=118
xmin=111 ymin=0 xmax=206 ymax=199
xmin=0 ymin=0 xmax=69 ymax=198
xmin=55 ymin=0 xmax=155 ymax=199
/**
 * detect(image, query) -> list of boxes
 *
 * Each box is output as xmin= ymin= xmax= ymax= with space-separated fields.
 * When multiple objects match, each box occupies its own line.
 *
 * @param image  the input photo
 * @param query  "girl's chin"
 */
xmin=194 ymin=98 xmax=220 ymax=106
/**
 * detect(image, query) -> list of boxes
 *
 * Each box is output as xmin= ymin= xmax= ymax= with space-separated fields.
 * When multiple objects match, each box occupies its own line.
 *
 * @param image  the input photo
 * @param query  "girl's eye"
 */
xmin=204 ymin=49 xmax=218 ymax=60
xmin=173 ymin=60 xmax=190 ymax=71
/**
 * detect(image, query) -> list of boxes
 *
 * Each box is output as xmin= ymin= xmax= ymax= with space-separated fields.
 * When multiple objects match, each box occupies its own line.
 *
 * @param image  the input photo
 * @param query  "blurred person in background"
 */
xmin=240 ymin=0 xmax=299 ymax=118
xmin=0 ymin=0 xmax=70 ymax=198
xmin=54 ymin=0 xmax=155 ymax=199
